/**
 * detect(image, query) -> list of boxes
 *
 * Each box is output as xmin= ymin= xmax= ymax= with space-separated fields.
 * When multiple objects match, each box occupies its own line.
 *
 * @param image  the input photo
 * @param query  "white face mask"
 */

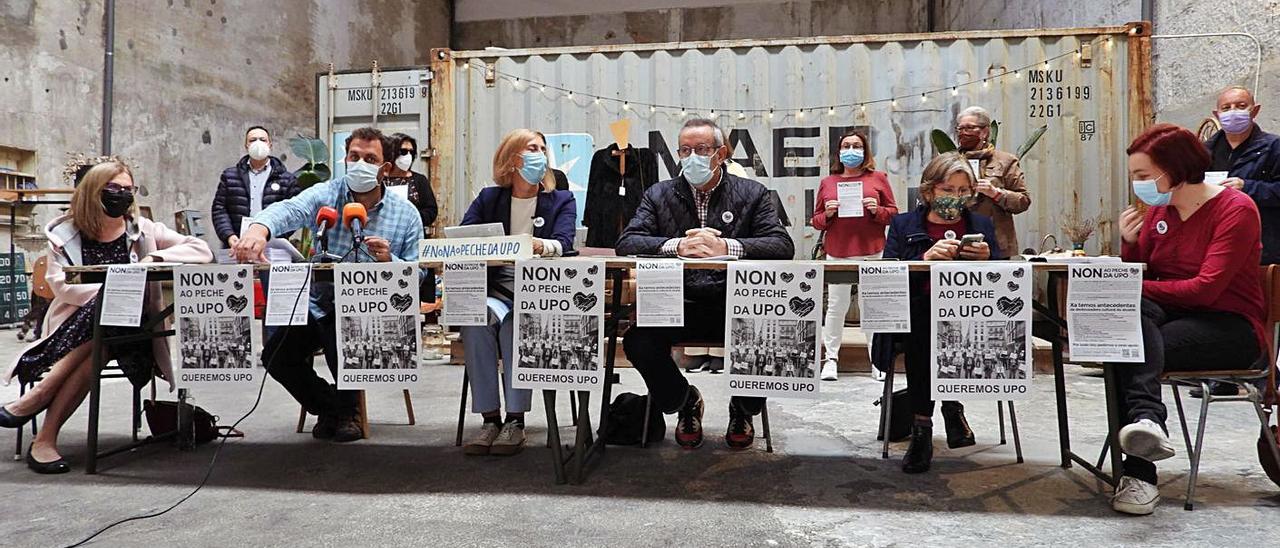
xmin=346 ymin=160 xmax=382 ymax=194
xmin=395 ymin=153 xmax=413 ymax=172
xmin=248 ymin=140 xmax=270 ymax=161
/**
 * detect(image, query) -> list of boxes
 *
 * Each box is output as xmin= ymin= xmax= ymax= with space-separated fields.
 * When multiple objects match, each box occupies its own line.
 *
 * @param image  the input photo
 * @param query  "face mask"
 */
xmin=1132 ymin=176 xmax=1171 ymax=207
xmin=101 ymin=190 xmax=134 ymax=218
xmin=1218 ymin=109 xmax=1253 ymax=134
xmin=929 ymin=195 xmax=966 ymax=221
xmin=247 ymin=140 xmax=270 ymax=161
xmin=346 ymin=160 xmax=382 ymax=194
xmin=839 ymin=148 xmax=865 ymax=168
xmin=680 ymin=153 xmax=718 ymax=187
xmin=395 ymin=152 xmax=414 ymax=172
xmin=519 ymin=152 xmax=547 ymax=185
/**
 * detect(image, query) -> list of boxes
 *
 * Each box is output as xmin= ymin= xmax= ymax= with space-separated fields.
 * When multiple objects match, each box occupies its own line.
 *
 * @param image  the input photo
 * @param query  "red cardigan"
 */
xmin=1121 ymin=187 xmax=1267 ymax=354
xmin=811 ymin=170 xmax=897 ymax=257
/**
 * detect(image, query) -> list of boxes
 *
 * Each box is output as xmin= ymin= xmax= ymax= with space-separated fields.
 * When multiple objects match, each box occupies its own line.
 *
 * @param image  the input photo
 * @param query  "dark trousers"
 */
xmin=902 ymin=295 xmax=950 ymax=417
xmin=263 ymin=313 xmax=359 ymax=418
xmin=1118 ymin=298 xmax=1260 ymax=483
xmin=623 ymin=298 xmax=764 ymax=416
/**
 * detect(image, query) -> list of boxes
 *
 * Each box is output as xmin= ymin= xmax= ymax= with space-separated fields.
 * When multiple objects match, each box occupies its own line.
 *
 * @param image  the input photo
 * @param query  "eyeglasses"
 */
xmin=677 ymin=144 xmax=719 ymax=158
xmin=399 ymin=149 xmax=415 ymax=156
xmin=105 ymin=182 xmax=136 ymax=194
xmin=956 ymin=124 xmax=988 ymax=133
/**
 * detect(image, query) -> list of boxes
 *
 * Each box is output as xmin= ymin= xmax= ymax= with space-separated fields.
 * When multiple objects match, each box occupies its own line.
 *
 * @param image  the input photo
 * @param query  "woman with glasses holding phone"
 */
xmin=0 ymin=160 xmax=212 ymax=474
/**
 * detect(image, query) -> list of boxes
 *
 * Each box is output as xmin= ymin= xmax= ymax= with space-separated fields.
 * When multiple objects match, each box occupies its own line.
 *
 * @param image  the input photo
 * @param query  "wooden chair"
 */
xmin=1162 ymin=264 xmax=1280 ymax=510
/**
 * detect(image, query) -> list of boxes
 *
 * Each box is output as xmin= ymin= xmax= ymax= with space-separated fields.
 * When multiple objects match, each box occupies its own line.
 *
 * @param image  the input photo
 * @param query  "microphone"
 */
xmin=342 ymin=202 xmax=368 ymax=240
xmin=314 ymin=206 xmax=339 ymax=239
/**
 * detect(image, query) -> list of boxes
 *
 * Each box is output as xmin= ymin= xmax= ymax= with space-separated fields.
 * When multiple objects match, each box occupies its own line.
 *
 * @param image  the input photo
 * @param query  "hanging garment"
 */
xmin=583 ymin=144 xmax=658 ymax=248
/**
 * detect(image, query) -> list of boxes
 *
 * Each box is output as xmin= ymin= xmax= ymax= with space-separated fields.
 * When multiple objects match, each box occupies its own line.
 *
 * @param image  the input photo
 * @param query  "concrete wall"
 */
xmin=0 ymin=0 xmax=449 ymax=251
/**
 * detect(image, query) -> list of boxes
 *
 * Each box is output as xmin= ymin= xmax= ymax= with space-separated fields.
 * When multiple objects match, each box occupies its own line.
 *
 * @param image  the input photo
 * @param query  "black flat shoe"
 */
xmin=26 ymin=445 xmax=70 ymax=475
xmin=902 ymin=423 xmax=934 ymax=474
xmin=941 ymin=401 xmax=976 ymax=449
xmin=0 ymin=404 xmax=36 ymax=429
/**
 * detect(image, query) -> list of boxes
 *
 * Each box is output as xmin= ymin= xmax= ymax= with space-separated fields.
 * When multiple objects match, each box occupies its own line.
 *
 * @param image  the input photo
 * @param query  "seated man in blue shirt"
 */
xmin=232 ymin=127 xmax=423 ymax=442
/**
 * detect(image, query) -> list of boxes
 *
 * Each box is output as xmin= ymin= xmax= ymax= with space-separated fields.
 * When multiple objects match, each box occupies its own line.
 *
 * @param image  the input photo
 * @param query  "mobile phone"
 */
xmin=960 ymin=234 xmax=985 ymax=247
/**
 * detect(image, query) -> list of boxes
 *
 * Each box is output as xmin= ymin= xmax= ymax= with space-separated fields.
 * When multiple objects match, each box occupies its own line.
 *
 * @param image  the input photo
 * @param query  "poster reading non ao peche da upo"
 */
xmin=173 ymin=265 xmax=257 ymax=387
xmin=725 ymin=262 xmax=824 ymax=398
xmin=511 ymin=260 xmax=605 ymax=392
xmin=930 ymin=263 xmax=1032 ymax=400
xmin=334 ymin=262 xmax=422 ymax=390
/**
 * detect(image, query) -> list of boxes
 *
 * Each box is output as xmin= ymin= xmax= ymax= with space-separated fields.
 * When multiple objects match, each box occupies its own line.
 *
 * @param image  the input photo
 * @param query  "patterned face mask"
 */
xmin=930 ymin=195 xmax=966 ymax=221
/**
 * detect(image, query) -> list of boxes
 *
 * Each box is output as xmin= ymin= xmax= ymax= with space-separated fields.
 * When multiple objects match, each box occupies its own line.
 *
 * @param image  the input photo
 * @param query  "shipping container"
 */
xmin=430 ymin=23 xmax=1153 ymax=257
xmin=316 ymin=65 xmax=433 ymax=186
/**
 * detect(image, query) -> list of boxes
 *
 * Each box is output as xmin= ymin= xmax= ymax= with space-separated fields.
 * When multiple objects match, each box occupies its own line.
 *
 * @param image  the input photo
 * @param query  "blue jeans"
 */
xmin=460 ymin=298 xmax=531 ymax=414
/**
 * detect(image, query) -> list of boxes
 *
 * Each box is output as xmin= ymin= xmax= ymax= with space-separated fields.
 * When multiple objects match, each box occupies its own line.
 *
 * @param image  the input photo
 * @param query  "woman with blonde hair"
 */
xmin=457 ymin=129 xmax=577 ymax=456
xmin=0 ymin=160 xmax=212 ymax=473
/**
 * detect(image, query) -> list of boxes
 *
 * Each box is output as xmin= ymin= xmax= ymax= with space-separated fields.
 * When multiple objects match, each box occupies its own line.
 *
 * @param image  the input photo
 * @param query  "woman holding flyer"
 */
xmin=0 ymin=160 xmax=212 ymax=474
xmin=877 ymin=152 xmax=1000 ymax=474
xmin=1109 ymin=123 xmax=1266 ymax=515
xmin=812 ymin=129 xmax=898 ymax=381
xmin=457 ymin=128 xmax=577 ymax=456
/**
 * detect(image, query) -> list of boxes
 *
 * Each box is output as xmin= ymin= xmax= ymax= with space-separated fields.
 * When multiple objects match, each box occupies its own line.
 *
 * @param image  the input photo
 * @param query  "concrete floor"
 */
xmin=2 ymin=334 xmax=1279 ymax=547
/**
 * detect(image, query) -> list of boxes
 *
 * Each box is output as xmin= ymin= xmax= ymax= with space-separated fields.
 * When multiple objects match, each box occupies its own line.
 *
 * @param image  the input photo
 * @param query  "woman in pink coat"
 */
xmin=0 ymin=161 xmax=212 ymax=473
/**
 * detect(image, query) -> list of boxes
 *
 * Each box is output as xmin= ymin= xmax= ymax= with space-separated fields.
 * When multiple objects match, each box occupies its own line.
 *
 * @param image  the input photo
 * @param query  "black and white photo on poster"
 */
xmin=1067 ymin=263 xmax=1145 ymax=362
xmin=334 ymin=262 xmax=421 ymax=389
xmin=511 ymin=259 xmax=606 ymax=391
xmin=725 ymin=262 xmax=823 ymax=398
xmin=930 ymin=263 xmax=1032 ymax=400
xmin=174 ymin=265 xmax=257 ymax=386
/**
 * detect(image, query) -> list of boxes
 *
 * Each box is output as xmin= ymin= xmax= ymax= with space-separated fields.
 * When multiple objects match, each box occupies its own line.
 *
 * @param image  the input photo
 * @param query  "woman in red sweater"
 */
xmin=1113 ymin=123 xmax=1266 ymax=515
xmin=812 ymin=130 xmax=897 ymax=381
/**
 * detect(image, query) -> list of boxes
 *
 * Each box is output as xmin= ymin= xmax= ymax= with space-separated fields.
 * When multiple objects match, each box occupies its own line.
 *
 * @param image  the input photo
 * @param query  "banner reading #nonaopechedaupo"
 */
xmin=930 ymin=263 xmax=1033 ymax=400
xmin=725 ymin=262 xmax=823 ymax=398
xmin=511 ymin=259 xmax=605 ymax=392
xmin=334 ymin=262 xmax=422 ymax=390
xmin=174 ymin=265 xmax=256 ymax=387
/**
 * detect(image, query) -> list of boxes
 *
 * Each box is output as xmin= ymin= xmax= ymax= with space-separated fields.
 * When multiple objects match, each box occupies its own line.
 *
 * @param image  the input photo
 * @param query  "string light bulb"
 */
xmin=1014 ymin=70 xmax=1021 ymax=79
xmin=982 ymin=79 xmax=989 ymax=88
xmin=737 ymin=111 xmax=746 ymax=120
xmin=891 ymin=99 xmax=898 ymax=108
xmin=768 ymin=109 xmax=774 ymax=119
xmin=462 ymin=62 xmax=470 ymax=70
xmin=951 ymin=87 xmax=959 ymax=96
xmin=623 ymin=101 xmax=631 ymax=111
xmin=827 ymin=106 xmax=836 ymax=116
xmin=796 ymin=109 xmax=805 ymax=120
xmin=920 ymin=93 xmax=928 ymax=103
xmin=649 ymin=105 xmax=656 ymax=113
xmin=859 ymin=104 xmax=866 ymax=112
xmin=567 ymin=90 xmax=574 ymax=100
xmin=594 ymin=97 xmax=601 ymax=105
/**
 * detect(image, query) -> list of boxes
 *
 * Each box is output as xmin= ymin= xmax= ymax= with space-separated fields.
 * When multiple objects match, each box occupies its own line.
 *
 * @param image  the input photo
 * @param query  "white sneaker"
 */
xmin=1111 ymin=476 xmax=1160 ymax=515
xmin=871 ymin=367 xmax=886 ymax=382
xmin=820 ymin=361 xmax=838 ymax=381
xmin=489 ymin=421 xmax=527 ymax=456
xmin=1119 ymin=419 xmax=1176 ymax=462
xmin=463 ymin=423 xmax=502 ymax=456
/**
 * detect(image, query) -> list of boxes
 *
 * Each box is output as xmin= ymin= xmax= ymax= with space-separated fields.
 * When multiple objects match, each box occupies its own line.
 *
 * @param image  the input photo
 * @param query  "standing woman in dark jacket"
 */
xmin=210 ymin=126 xmax=300 ymax=248
xmin=879 ymin=152 xmax=1001 ymax=474
xmin=385 ymin=133 xmax=439 ymax=235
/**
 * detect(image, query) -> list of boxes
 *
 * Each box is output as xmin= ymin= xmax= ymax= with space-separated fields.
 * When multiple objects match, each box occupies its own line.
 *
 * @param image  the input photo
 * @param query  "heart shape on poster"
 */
xmin=805 ymin=269 xmax=817 ymax=280
xmin=1012 ymin=267 xmax=1026 ymax=279
xmin=402 ymin=266 xmax=413 ymax=277
xmin=996 ymin=296 xmax=1024 ymax=317
xmin=398 ymin=279 xmax=409 ymax=289
xmin=573 ymin=292 xmax=597 ymax=312
xmin=565 ymin=268 xmax=578 ymax=279
xmin=390 ymin=293 xmax=414 ymax=312
xmin=587 ymin=265 xmax=599 ymax=276
xmin=986 ymin=271 xmax=1002 ymax=283
xmin=1007 ymin=281 xmax=1019 ymax=292
xmin=1129 ymin=267 xmax=1141 ymax=276
xmin=237 ymin=269 xmax=248 ymax=279
xmin=799 ymin=282 xmax=811 ymax=292
xmin=780 ymin=272 xmax=795 ymax=283
xmin=380 ymin=270 xmax=394 ymax=281
xmin=583 ymin=278 xmax=594 ymax=288
xmin=233 ymin=281 xmax=244 ymax=291
xmin=788 ymin=296 xmax=816 ymax=317
xmin=217 ymin=272 xmax=230 ymax=283
xmin=226 ymin=295 xmax=248 ymax=314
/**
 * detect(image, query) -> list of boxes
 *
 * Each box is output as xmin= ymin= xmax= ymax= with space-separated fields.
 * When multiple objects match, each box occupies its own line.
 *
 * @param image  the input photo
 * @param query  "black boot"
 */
xmin=902 ymin=423 xmax=933 ymax=474
xmin=941 ymin=401 xmax=976 ymax=449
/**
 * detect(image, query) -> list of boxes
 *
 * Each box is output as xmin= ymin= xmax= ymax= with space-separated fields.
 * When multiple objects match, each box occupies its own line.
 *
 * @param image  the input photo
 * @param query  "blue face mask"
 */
xmin=1132 ymin=175 xmax=1171 ymax=207
xmin=519 ymin=152 xmax=547 ymax=185
xmin=839 ymin=148 xmax=865 ymax=168
xmin=680 ymin=153 xmax=717 ymax=187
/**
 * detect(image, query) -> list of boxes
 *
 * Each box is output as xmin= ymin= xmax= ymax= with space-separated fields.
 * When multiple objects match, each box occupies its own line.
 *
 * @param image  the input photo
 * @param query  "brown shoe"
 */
xmin=332 ymin=415 xmax=363 ymax=443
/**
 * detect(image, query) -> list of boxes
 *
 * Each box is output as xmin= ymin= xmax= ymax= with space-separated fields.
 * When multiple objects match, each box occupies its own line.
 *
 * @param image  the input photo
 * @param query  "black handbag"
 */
xmin=603 ymin=392 xmax=665 ymax=445
xmin=144 ymin=399 xmax=242 ymax=445
xmin=811 ymin=230 xmax=827 ymax=260
xmin=873 ymin=388 xmax=911 ymax=442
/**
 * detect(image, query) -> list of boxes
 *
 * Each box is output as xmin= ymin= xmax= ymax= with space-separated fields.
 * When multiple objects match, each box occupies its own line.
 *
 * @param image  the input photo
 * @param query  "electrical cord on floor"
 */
xmin=64 ymin=258 xmax=322 ymax=548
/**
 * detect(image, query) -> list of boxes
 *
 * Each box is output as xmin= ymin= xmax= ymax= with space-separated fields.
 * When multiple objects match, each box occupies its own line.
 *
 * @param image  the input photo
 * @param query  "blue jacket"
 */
xmin=461 ymin=186 xmax=577 ymax=252
xmin=211 ymin=155 xmax=300 ymax=247
xmin=871 ymin=206 xmax=1002 ymax=372
xmin=1205 ymin=126 xmax=1280 ymax=264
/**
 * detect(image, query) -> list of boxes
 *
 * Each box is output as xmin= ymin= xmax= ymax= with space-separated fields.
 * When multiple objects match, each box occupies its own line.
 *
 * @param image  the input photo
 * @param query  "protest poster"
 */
xmin=173 ymin=265 xmax=256 ymax=386
xmin=511 ymin=260 xmax=605 ymax=392
xmin=725 ymin=262 xmax=823 ymax=398
xmin=101 ymin=265 xmax=147 ymax=327
xmin=334 ymin=262 xmax=421 ymax=389
xmin=635 ymin=260 xmax=684 ymax=327
xmin=442 ymin=261 xmax=488 ymax=326
xmin=266 ymin=264 xmax=310 ymax=326
xmin=836 ymin=181 xmax=864 ymax=218
xmin=1067 ymin=263 xmax=1145 ymax=362
xmin=930 ymin=263 xmax=1032 ymax=400
xmin=857 ymin=263 xmax=911 ymax=333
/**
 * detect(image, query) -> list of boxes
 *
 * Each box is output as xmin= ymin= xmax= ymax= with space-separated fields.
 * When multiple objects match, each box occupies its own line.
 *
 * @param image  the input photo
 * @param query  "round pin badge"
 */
xmin=944 ymin=230 xmax=957 ymax=240
xmin=1156 ymin=220 xmax=1168 ymax=235
xmin=533 ymin=217 xmax=545 ymax=228
xmin=129 ymin=252 xmax=139 ymax=263
xmin=722 ymin=211 xmax=734 ymax=223
xmin=271 ymin=182 xmax=281 ymax=192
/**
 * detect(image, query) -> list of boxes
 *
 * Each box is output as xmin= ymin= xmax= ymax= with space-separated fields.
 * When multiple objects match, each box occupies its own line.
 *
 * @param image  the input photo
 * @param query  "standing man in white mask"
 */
xmin=211 ymin=126 xmax=300 ymax=249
